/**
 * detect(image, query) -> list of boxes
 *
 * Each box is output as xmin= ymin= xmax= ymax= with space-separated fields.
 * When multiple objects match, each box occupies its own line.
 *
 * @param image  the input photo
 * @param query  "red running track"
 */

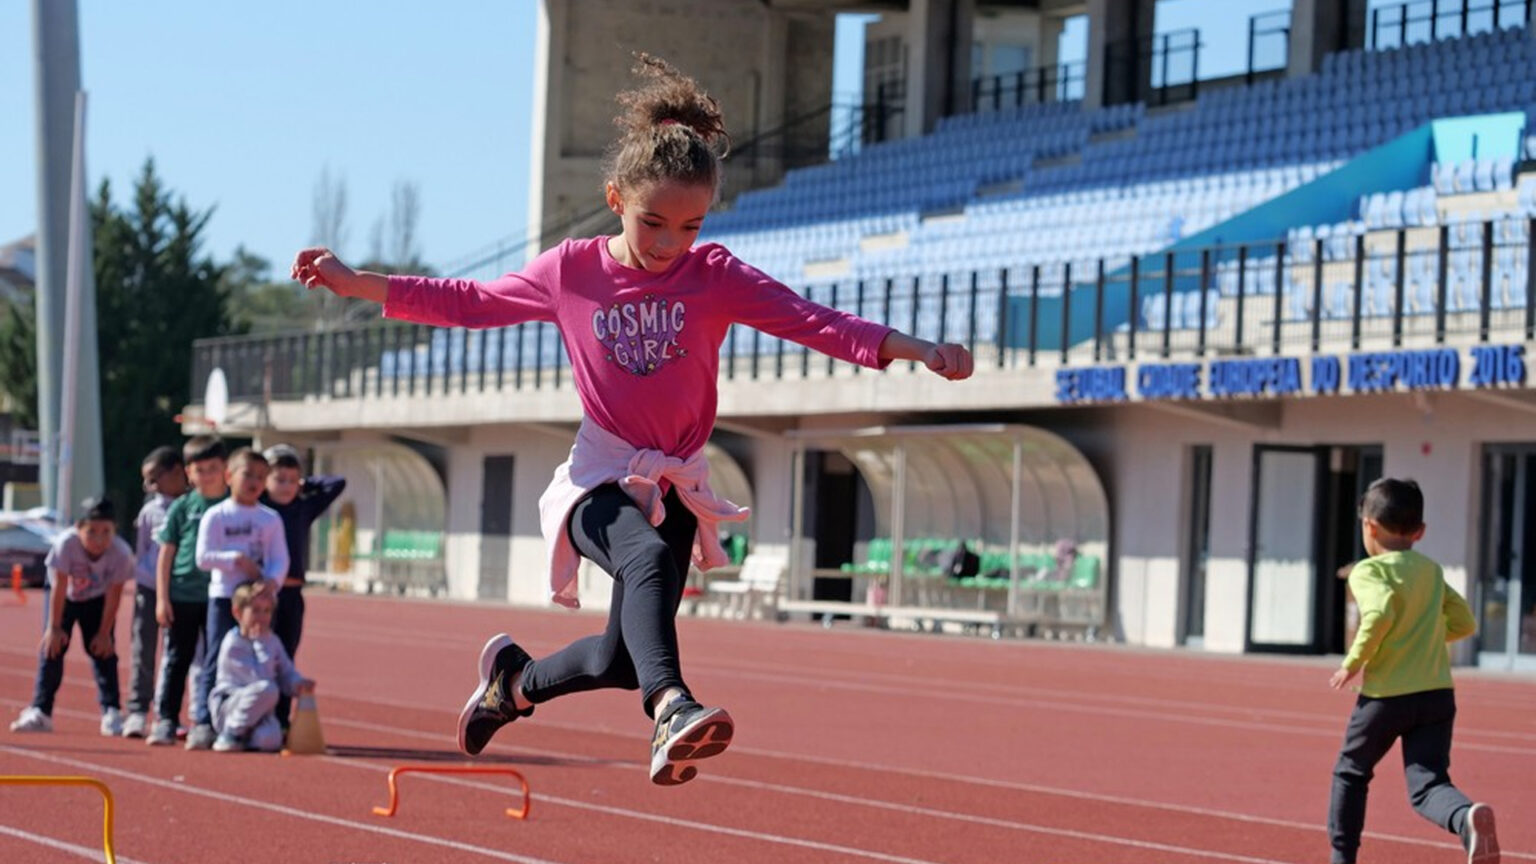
xmin=1 ymin=589 xmax=1532 ymax=863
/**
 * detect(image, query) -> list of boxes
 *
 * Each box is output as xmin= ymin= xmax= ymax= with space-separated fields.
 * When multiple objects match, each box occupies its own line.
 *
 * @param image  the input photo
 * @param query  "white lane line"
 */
xmin=312 ymin=662 xmax=1533 ymax=756
xmin=5 ymin=673 xmax=1529 ymax=862
xmin=326 ymin=711 xmax=1508 ymax=863
xmin=11 ymin=621 xmax=1534 ymax=746
xmin=0 ymin=744 xmax=566 ymax=864
xmin=313 ymin=613 xmax=1536 ymax=708
xmin=1 ymin=702 xmax=946 ymax=864
xmin=256 ymin=629 xmax=1536 ymax=747
xmin=320 ymin=757 xmax=952 ymax=864
xmin=318 ymin=743 xmax=1298 ymax=864
xmin=0 ymin=822 xmax=153 ymax=864
xmin=8 ymin=698 xmax=1240 ymax=864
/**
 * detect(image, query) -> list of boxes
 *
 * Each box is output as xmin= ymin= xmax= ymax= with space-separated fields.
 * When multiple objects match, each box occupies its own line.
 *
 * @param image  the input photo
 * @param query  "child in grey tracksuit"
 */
xmin=209 ymin=580 xmax=313 ymax=752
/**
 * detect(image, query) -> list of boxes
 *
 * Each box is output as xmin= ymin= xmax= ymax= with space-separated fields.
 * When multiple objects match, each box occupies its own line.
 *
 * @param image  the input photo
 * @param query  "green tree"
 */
xmin=0 ymin=297 xmax=38 ymax=430
xmin=223 ymin=246 xmax=322 ymax=334
xmin=93 ymin=159 xmax=242 ymax=522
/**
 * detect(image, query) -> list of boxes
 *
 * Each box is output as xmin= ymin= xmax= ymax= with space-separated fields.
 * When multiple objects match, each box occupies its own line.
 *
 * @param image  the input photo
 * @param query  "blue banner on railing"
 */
xmin=1055 ymin=344 xmax=1526 ymax=404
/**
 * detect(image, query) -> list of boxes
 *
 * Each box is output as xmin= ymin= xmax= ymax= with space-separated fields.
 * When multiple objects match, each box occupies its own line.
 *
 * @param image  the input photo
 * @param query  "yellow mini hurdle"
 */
xmin=0 ymin=775 xmax=116 ymax=863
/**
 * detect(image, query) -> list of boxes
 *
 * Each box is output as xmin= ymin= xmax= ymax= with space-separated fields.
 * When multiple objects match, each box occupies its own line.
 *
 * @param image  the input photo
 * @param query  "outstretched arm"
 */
xmin=291 ymin=248 xmax=389 ymax=304
xmin=877 ymin=331 xmax=974 ymax=380
xmin=720 ymin=252 xmax=973 ymax=379
xmin=291 ymin=246 xmax=555 ymax=330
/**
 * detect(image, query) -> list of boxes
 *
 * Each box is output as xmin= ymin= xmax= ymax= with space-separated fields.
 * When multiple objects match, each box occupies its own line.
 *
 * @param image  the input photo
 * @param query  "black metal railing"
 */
xmin=856 ymin=78 xmax=906 ymax=149
xmin=970 ymin=62 xmax=1087 ymax=113
xmin=1369 ymin=0 xmax=1532 ymax=50
xmin=1105 ymin=29 xmax=1203 ymax=108
xmin=1246 ymin=10 xmax=1292 ymax=85
xmin=191 ymin=218 xmax=1536 ymax=405
xmin=435 ymin=98 xmax=876 ymax=283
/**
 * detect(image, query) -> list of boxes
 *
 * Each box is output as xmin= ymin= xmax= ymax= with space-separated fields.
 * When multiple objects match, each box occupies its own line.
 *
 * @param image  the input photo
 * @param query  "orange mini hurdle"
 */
xmin=0 ymin=775 xmax=116 ymax=863
xmin=371 ymin=765 xmax=530 ymax=820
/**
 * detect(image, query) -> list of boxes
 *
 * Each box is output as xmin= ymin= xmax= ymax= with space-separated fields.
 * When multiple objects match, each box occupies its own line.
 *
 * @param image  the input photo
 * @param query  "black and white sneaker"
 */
xmin=1464 ymin=803 xmax=1500 ymax=864
xmin=456 ymin=633 xmax=535 ymax=756
xmin=649 ymin=699 xmax=734 ymax=786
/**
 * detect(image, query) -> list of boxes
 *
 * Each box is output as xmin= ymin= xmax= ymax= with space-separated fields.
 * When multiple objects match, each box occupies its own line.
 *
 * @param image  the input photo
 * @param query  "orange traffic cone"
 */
xmin=282 ymin=693 xmax=327 ymax=755
xmin=9 ymin=564 xmax=23 ymax=605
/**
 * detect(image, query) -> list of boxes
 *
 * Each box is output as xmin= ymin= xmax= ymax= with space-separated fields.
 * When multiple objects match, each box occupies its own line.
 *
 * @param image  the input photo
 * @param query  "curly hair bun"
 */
xmin=606 ymin=54 xmax=730 ymax=194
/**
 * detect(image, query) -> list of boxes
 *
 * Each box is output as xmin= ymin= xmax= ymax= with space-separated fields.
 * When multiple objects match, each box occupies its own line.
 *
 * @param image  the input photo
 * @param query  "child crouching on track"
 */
xmin=1327 ymin=478 xmax=1499 ymax=864
xmin=10 ymin=498 xmax=135 ymax=735
xmin=209 ymin=579 xmax=314 ymax=752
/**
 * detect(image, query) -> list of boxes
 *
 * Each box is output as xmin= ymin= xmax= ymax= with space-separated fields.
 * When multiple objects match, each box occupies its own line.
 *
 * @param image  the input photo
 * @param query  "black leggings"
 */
xmin=519 ymin=483 xmax=696 ymax=717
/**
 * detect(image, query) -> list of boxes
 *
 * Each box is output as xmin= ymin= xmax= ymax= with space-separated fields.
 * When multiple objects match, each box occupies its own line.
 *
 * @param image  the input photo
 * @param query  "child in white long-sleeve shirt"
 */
xmin=211 ymin=580 xmax=313 ymax=752
xmin=190 ymin=447 xmax=288 ymax=748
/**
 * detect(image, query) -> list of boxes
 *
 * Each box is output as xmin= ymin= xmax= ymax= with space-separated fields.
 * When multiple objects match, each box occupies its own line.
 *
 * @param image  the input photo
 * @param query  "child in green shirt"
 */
xmin=1327 ymin=478 xmax=1498 ymax=864
xmin=148 ymin=435 xmax=229 ymax=748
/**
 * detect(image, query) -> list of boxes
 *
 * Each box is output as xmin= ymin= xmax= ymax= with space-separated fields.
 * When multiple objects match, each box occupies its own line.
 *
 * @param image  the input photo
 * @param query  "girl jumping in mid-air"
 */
xmin=292 ymin=54 xmax=973 ymax=786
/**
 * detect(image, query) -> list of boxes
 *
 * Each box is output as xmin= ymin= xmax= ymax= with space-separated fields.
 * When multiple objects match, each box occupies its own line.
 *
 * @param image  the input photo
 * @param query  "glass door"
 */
xmin=1479 ymin=447 xmax=1536 ymax=671
xmin=1247 ymin=446 xmax=1326 ymax=652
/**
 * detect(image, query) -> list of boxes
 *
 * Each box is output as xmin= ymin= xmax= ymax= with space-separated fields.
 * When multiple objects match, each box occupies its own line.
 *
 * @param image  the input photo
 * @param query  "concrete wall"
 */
xmin=456 ymin=424 xmax=581 ymax=607
xmin=530 ymin=0 xmax=836 ymax=251
xmin=248 ymin=323 xmax=1536 ymax=667
xmin=1042 ymin=390 xmax=1536 ymax=657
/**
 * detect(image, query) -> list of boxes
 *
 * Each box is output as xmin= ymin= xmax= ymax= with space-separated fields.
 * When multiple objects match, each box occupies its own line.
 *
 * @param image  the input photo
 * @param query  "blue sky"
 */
xmin=1 ymin=1 xmax=536 ymax=278
xmin=2 ymin=1 xmax=1310 ymax=280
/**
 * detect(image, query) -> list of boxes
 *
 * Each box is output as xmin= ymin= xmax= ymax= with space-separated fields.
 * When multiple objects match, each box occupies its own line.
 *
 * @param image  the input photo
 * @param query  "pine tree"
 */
xmin=92 ymin=159 xmax=242 ymax=521
xmin=0 ymin=300 xmax=38 ymax=430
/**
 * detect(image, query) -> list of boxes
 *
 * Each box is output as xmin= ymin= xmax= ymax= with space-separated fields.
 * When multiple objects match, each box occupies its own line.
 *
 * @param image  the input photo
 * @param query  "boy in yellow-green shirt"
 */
xmin=1327 ymin=478 xmax=1499 ymax=864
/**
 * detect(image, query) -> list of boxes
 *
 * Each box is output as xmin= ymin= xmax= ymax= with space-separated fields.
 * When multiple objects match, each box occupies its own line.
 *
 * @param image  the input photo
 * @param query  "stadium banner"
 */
xmin=1054 ymin=344 xmax=1526 ymax=404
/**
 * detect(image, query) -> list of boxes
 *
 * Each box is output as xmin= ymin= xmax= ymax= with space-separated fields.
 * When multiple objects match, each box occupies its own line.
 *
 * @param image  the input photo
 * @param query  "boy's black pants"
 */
xmin=273 ymin=583 xmax=305 ymax=728
xmin=155 ymin=600 xmax=207 ymax=723
xmin=1328 ymin=688 xmax=1472 ymax=864
xmin=32 ymin=595 xmax=119 ymax=715
xmin=520 ymin=484 xmax=696 ymax=717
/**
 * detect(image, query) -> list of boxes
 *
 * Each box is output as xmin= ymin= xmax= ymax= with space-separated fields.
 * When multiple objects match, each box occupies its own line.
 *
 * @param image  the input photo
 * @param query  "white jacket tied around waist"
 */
xmin=539 ymin=417 xmax=750 ymax=609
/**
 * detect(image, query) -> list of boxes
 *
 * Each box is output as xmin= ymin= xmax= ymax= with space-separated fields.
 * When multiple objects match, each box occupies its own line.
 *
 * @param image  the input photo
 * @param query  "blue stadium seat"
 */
xmin=1474 ymin=158 xmax=1496 ymax=192
xmin=696 ymin=23 xmax=1536 ymax=352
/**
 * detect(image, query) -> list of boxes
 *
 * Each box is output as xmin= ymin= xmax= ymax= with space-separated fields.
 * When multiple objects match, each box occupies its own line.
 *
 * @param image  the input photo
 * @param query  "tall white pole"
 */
xmin=31 ymin=0 xmax=82 ymax=514
xmin=56 ymin=91 xmax=87 ymax=523
xmin=34 ymin=0 xmax=102 ymax=522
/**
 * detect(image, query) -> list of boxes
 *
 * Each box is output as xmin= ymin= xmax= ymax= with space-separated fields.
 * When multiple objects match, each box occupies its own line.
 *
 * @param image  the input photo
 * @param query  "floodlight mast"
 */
xmin=56 ymin=91 xmax=88 ymax=524
xmin=33 ymin=0 xmax=105 ymax=521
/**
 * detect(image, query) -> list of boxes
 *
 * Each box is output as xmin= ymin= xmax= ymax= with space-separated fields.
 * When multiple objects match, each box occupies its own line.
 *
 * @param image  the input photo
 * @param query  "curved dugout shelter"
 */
xmin=311 ymin=443 xmax=448 ymax=595
xmin=783 ymin=424 xmax=1110 ymax=635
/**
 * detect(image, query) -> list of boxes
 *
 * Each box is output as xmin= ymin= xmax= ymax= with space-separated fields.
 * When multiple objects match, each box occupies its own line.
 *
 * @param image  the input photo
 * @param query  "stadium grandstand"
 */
xmin=189 ymin=0 xmax=1536 ymax=672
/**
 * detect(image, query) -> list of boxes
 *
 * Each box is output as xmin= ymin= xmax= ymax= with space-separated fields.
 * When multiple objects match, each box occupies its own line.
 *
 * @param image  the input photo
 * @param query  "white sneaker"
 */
xmin=9 ymin=707 xmax=53 ymax=733
xmin=185 ymin=722 xmax=216 ymax=751
xmin=146 ymin=718 xmax=176 ymax=746
xmin=1466 ymin=803 xmax=1501 ymax=864
xmin=121 ymin=711 xmax=148 ymax=738
xmin=99 ymin=707 xmax=123 ymax=737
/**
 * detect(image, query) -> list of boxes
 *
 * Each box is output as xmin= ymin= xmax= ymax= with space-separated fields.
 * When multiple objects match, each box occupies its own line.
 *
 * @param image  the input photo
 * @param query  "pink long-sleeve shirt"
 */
xmin=384 ymin=236 xmax=894 ymax=605
xmin=386 ymin=237 xmax=892 ymax=456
